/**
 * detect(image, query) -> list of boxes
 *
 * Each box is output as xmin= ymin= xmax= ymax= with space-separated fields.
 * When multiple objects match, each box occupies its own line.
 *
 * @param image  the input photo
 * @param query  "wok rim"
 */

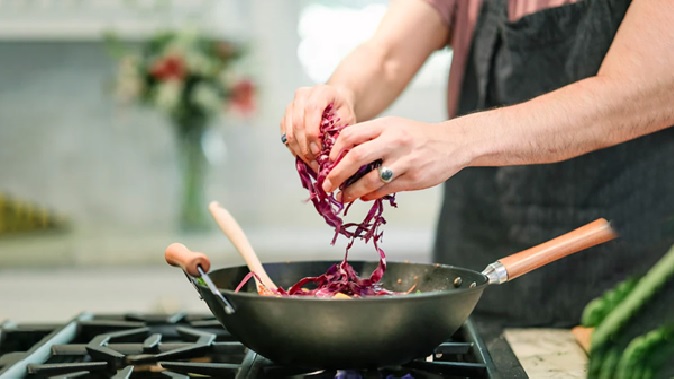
xmin=196 ymin=260 xmax=489 ymax=301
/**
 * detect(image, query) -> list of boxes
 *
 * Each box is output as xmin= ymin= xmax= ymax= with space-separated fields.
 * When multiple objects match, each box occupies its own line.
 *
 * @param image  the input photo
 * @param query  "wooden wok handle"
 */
xmin=498 ymin=218 xmax=616 ymax=281
xmin=165 ymin=242 xmax=211 ymax=277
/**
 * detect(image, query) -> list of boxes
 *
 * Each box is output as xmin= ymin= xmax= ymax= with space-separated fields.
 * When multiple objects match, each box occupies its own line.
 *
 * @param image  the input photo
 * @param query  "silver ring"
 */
xmin=281 ymin=133 xmax=288 ymax=145
xmin=377 ymin=165 xmax=394 ymax=183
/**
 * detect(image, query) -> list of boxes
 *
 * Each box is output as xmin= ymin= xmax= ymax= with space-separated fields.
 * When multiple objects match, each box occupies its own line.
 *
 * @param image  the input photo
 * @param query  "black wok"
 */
xmin=165 ymin=218 xmax=615 ymax=369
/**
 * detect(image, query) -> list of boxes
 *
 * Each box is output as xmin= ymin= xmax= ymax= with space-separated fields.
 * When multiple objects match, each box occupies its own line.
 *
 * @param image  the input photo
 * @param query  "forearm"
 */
xmin=462 ymin=76 xmax=673 ymax=167
xmin=325 ymin=0 xmax=449 ymax=122
xmin=455 ymin=0 xmax=674 ymax=167
xmin=327 ymin=42 xmax=411 ymax=122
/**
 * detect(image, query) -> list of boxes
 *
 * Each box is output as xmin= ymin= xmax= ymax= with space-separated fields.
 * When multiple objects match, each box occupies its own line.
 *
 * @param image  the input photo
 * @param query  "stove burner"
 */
xmin=0 ymin=313 xmax=526 ymax=378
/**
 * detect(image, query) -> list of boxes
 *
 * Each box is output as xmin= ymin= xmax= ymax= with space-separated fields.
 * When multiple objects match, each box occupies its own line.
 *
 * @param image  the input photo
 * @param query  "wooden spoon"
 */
xmin=208 ymin=201 xmax=277 ymax=293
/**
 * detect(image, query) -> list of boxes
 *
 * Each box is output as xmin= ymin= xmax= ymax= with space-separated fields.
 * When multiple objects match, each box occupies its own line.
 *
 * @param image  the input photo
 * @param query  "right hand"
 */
xmin=280 ymin=85 xmax=356 ymax=170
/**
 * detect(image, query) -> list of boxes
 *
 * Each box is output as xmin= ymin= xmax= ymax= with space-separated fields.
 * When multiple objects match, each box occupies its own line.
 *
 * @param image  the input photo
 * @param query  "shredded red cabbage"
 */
xmin=236 ymin=104 xmax=399 ymax=297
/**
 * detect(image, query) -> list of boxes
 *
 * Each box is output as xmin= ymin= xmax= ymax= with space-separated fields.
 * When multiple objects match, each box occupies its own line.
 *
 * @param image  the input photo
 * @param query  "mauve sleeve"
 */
xmin=422 ymin=0 xmax=457 ymax=27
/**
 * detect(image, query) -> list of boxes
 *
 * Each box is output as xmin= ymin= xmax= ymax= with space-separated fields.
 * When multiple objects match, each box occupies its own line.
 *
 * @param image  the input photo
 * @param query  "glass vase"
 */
xmin=174 ymin=115 xmax=211 ymax=233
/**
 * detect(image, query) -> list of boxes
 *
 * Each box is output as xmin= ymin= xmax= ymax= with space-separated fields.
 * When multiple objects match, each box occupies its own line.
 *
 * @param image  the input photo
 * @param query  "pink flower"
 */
xmin=229 ymin=79 xmax=256 ymax=116
xmin=150 ymin=55 xmax=185 ymax=80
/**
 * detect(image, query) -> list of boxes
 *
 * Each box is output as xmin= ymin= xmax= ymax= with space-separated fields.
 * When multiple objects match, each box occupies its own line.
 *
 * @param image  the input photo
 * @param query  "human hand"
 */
xmin=280 ymin=85 xmax=356 ymax=171
xmin=321 ymin=116 xmax=471 ymax=202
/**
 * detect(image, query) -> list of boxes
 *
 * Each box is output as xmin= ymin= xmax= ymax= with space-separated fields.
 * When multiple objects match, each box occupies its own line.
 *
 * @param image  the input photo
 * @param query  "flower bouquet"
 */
xmin=107 ymin=28 xmax=256 ymax=232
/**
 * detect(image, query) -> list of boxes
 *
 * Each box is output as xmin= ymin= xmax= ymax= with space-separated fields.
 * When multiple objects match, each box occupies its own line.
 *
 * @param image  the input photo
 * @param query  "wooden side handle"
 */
xmin=498 ymin=218 xmax=616 ymax=280
xmin=165 ymin=242 xmax=211 ymax=277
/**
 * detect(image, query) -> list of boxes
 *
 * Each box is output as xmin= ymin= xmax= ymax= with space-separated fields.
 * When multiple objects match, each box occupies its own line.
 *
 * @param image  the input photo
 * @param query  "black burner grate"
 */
xmin=0 ymin=313 xmax=526 ymax=378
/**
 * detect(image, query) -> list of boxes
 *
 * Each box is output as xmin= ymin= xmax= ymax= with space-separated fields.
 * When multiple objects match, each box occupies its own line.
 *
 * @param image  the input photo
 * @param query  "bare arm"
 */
xmin=462 ymin=0 xmax=674 ymax=167
xmin=322 ymin=0 xmax=674 ymax=202
xmin=282 ymin=0 xmax=449 ymax=163
xmin=327 ymin=0 xmax=449 ymax=122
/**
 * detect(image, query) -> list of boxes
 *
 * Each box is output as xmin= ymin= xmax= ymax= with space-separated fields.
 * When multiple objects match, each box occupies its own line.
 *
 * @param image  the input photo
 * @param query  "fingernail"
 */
xmin=310 ymin=142 xmax=320 ymax=156
xmin=310 ymin=161 xmax=319 ymax=173
xmin=322 ymin=179 xmax=332 ymax=192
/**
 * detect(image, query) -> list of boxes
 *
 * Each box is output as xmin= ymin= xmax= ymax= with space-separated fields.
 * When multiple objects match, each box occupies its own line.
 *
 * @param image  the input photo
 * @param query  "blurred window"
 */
xmin=297 ymin=0 xmax=452 ymax=87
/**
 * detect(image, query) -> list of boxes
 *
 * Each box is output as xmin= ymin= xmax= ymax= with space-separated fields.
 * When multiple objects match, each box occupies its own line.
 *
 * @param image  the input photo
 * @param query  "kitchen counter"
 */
xmin=504 ymin=328 xmax=588 ymax=378
xmin=0 ymin=226 xmax=433 ymax=268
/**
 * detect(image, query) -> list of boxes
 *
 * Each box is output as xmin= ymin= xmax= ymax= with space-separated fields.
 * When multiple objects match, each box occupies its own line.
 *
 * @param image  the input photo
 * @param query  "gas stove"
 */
xmin=0 ymin=313 xmax=527 ymax=378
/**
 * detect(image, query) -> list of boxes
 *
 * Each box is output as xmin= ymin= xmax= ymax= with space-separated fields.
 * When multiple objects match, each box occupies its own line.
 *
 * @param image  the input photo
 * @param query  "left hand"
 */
xmin=321 ymin=116 xmax=471 ymax=202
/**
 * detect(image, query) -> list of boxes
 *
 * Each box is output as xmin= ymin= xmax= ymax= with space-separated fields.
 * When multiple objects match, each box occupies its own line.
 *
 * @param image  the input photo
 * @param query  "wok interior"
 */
xmin=207 ymin=260 xmax=488 ymax=296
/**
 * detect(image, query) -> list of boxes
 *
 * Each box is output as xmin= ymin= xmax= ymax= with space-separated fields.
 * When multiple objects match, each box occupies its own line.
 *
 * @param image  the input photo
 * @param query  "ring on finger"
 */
xmin=281 ymin=132 xmax=288 ymax=145
xmin=377 ymin=165 xmax=394 ymax=183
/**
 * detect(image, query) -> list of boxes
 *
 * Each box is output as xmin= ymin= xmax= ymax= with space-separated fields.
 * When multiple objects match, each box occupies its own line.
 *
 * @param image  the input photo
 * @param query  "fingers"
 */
xmin=360 ymin=177 xmax=405 ymax=201
xmin=303 ymin=87 xmax=336 ymax=158
xmin=341 ymin=161 xmax=407 ymax=202
xmin=291 ymin=94 xmax=309 ymax=159
xmin=328 ymin=119 xmax=386 ymax=161
xmin=280 ymin=85 xmax=350 ymax=164
xmin=282 ymin=103 xmax=292 ymax=146
xmin=280 ymin=89 xmax=306 ymax=161
xmin=323 ymin=124 xmax=390 ymax=193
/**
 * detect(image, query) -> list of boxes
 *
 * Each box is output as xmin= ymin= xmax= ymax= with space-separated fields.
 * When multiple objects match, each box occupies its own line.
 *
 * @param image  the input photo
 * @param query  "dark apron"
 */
xmin=433 ymin=0 xmax=674 ymax=327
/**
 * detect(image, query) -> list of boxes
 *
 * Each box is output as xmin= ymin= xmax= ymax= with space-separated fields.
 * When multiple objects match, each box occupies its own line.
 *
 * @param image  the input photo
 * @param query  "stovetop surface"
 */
xmin=0 ymin=312 xmax=527 ymax=378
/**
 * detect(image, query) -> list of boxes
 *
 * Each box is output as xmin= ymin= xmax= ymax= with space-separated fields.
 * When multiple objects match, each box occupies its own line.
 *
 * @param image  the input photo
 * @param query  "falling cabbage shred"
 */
xmin=236 ymin=104 xmax=400 ymax=297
